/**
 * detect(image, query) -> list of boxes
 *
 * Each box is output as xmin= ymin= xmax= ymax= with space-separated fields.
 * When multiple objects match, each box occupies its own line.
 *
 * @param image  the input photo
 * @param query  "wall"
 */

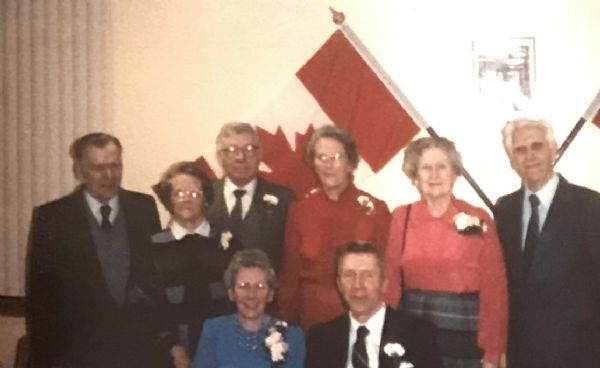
xmin=111 ymin=0 xmax=600 ymax=221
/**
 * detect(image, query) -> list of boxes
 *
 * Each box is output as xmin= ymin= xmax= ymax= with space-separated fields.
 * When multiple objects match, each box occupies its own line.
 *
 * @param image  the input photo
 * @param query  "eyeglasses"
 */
xmin=315 ymin=152 xmax=346 ymax=163
xmin=221 ymin=144 xmax=259 ymax=157
xmin=235 ymin=281 xmax=269 ymax=292
xmin=172 ymin=190 xmax=202 ymax=200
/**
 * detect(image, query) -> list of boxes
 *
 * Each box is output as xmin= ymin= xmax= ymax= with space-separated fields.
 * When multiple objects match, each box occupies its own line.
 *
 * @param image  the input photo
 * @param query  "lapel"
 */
xmin=504 ymin=189 xmax=526 ymax=276
xmin=244 ymin=177 xmax=267 ymax=224
xmin=70 ymin=188 xmax=102 ymax=266
xmin=527 ymin=176 xmax=572 ymax=278
xmin=333 ymin=314 xmax=352 ymax=368
xmin=208 ymin=179 xmax=230 ymax=224
xmin=378 ymin=308 xmax=408 ymax=368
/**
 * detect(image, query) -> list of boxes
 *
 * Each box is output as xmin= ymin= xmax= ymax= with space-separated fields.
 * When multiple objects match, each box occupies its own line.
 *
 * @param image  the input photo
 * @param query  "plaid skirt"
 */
xmin=401 ymin=289 xmax=483 ymax=362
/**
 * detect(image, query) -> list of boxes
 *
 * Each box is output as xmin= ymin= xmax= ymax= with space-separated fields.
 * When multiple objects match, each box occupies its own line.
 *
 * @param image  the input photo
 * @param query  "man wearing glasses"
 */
xmin=206 ymin=122 xmax=295 ymax=271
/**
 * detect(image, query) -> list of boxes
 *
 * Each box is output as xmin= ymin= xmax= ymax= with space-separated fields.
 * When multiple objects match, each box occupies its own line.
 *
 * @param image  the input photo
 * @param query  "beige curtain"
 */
xmin=0 ymin=0 xmax=112 ymax=295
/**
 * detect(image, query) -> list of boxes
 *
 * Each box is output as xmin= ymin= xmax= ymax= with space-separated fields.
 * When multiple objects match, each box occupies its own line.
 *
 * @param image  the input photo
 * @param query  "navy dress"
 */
xmin=151 ymin=229 xmax=240 ymax=363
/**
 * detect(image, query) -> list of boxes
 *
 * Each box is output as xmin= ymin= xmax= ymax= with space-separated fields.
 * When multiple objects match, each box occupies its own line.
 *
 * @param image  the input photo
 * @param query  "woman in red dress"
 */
xmin=385 ymin=137 xmax=507 ymax=368
xmin=277 ymin=126 xmax=390 ymax=331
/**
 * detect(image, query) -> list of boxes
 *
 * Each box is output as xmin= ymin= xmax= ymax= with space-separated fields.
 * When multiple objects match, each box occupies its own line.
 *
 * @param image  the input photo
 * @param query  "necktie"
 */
xmin=523 ymin=194 xmax=540 ymax=273
xmin=230 ymin=189 xmax=246 ymax=232
xmin=100 ymin=205 xmax=112 ymax=233
xmin=352 ymin=325 xmax=369 ymax=368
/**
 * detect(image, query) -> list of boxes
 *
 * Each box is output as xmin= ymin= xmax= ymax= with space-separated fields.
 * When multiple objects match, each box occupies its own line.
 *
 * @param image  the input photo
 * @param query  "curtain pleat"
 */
xmin=0 ymin=0 xmax=112 ymax=295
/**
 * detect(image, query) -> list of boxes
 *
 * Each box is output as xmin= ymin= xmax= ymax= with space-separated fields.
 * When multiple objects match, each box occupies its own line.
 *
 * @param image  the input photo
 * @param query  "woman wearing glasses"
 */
xmin=277 ymin=125 xmax=391 ymax=331
xmin=193 ymin=249 xmax=305 ymax=368
xmin=150 ymin=161 xmax=241 ymax=368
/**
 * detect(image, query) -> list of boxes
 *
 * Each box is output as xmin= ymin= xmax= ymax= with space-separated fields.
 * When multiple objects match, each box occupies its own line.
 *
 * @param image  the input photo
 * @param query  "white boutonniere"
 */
xmin=265 ymin=320 xmax=289 ymax=364
xmin=220 ymin=231 xmax=233 ymax=250
xmin=357 ymin=195 xmax=375 ymax=215
xmin=454 ymin=212 xmax=487 ymax=235
xmin=383 ymin=342 xmax=414 ymax=368
xmin=263 ymin=193 xmax=279 ymax=206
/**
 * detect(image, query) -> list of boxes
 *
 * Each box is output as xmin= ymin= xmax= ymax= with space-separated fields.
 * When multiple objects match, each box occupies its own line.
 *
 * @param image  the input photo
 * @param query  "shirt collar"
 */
xmin=170 ymin=219 xmax=211 ymax=240
xmin=223 ymin=177 xmax=257 ymax=199
xmin=524 ymin=173 xmax=559 ymax=209
xmin=84 ymin=191 xmax=119 ymax=223
xmin=349 ymin=303 xmax=386 ymax=344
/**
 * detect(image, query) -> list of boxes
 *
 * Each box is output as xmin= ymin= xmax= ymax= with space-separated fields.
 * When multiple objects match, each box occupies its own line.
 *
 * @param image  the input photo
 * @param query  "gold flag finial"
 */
xmin=329 ymin=7 xmax=345 ymax=25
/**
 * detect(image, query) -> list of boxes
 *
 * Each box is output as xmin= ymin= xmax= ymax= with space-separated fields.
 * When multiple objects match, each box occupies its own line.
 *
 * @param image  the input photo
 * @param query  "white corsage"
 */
xmin=357 ymin=195 xmax=375 ymax=215
xmin=265 ymin=321 xmax=289 ymax=363
xmin=383 ymin=342 xmax=414 ymax=368
xmin=454 ymin=211 xmax=487 ymax=235
xmin=220 ymin=231 xmax=233 ymax=250
xmin=263 ymin=193 xmax=279 ymax=206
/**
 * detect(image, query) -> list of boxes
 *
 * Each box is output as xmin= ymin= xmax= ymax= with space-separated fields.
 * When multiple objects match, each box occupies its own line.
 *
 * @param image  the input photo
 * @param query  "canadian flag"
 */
xmin=197 ymin=27 xmax=423 ymax=202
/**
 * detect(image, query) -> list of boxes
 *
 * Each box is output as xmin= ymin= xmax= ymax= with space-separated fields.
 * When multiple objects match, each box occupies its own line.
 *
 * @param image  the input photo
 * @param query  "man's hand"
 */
xmin=170 ymin=344 xmax=191 ymax=368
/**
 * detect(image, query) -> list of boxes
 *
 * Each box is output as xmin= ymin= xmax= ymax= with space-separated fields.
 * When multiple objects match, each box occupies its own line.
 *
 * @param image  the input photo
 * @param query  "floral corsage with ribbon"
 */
xmin=357 ymin=195 xmax=375 ymax=215
xmin=263 ymin=193 xmax=279 ymax=207
xmin=454 ymin=212 xmax=487 ymax=235
xmin=220 ymin=231 xmax=233 ymax=250
xmin=265 ymin=320 xmax=289 ymax=365
xmin=383 ymin=342 xmax=414 ymax=368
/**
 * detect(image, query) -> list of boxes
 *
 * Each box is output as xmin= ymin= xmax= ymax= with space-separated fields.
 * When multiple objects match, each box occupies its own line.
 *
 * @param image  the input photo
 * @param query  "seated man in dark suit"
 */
xmin=305 ymin=241 xmax=441 ymax=368
xmin=205 ymin=122 xmax=295 ymax=270
xmin=27 ymin=133 xmax=162 ymax=368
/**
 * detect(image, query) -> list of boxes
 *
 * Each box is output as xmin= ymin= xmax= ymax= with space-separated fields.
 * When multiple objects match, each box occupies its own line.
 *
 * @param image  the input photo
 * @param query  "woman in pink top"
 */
xmin=385 ymin=137 xmax=507 ymax=368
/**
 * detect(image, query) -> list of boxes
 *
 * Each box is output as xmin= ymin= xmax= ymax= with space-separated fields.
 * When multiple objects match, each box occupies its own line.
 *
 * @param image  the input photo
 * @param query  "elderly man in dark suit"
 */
xmin=495 ymin=118 xmax=600 ymax=368
xmin=306 ymin=241 xmax=441 ymax=368
xmin=205 ymin=122 xmax=294 ymax=270
xmin=27 ymin=133 xmax=162 ymax=368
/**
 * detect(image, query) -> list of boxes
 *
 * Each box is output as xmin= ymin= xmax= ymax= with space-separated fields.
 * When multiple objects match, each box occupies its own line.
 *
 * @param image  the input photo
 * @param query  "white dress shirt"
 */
xmin=346 ymin=304 xmax=387 ymax=368
xmin=223 ymin=177 xmax=257 ymax=219
xmin=521 ymin=173 xmax=559 ymax=248
xmin=84 ymin=192 xmax=119 ymax=227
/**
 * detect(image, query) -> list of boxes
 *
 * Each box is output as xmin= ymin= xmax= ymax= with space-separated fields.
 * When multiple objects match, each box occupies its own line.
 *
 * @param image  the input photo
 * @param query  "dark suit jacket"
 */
xmin=26 ymin=187 xmax=161 ymax=368
xmin=305 ymin=307 xmax=442 ymax=368
xmin=205 ymin=177 xmax=294 ymax=270
xmin=495 ymin=175 xmax=600 ymax=368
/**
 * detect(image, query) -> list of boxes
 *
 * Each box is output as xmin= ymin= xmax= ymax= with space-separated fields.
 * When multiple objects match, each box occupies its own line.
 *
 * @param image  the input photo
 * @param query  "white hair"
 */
xmin=502 ymin=118 xmax=557 ymax=153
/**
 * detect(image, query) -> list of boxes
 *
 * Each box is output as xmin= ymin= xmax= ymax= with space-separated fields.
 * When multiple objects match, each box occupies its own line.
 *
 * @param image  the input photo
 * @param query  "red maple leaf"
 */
xmin=194 ymin=156 xmax=218 ymax=181
xmin=257 ymin=125 xmax=317 ymax=197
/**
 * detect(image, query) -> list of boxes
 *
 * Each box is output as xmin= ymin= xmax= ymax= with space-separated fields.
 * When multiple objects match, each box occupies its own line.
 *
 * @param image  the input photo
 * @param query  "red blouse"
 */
xmin=277 ymin=183 xmax=390 ymax=331
xmin=385 ymin=199 xmax=508 ymax=363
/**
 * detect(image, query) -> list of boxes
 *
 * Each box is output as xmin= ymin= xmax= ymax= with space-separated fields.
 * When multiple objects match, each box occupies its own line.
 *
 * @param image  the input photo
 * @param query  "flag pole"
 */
xmin=553 ymin=89 xmax=600 ymax=166
xmin=329 ymin=8 xmax=496 ymax=212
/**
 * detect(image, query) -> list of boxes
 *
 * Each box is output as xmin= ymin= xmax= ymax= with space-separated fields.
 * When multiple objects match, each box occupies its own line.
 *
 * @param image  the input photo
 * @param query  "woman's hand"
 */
xmin=170 ymin=344 xmax=191 ymax=368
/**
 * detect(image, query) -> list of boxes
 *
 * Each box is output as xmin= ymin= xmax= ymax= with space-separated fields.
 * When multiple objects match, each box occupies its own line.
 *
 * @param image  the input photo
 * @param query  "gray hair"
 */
xmin=502 ymin=118 xmax=557 ymax=153
xmin=216 ymin=122 xmax=261 ymax=150
xmin=224 ymin=248 xmax=276 ymax=290
xmin=305 ymin=125 xmax=359 ymax=168
xmin=69 ymin=132 xmax=122 ymax=162
xmin=402 ymin=137 xmax=463 ymax=180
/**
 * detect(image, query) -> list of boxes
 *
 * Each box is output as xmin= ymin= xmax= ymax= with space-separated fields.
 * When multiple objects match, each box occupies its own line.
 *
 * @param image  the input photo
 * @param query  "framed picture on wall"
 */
xmin=473 ymin=38 xmax=536 ymax=112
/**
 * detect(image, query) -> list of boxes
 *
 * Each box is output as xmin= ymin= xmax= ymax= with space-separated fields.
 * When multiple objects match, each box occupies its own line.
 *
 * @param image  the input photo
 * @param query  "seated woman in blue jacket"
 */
xmin=193 ymin=249 xmax=305 ymax=368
